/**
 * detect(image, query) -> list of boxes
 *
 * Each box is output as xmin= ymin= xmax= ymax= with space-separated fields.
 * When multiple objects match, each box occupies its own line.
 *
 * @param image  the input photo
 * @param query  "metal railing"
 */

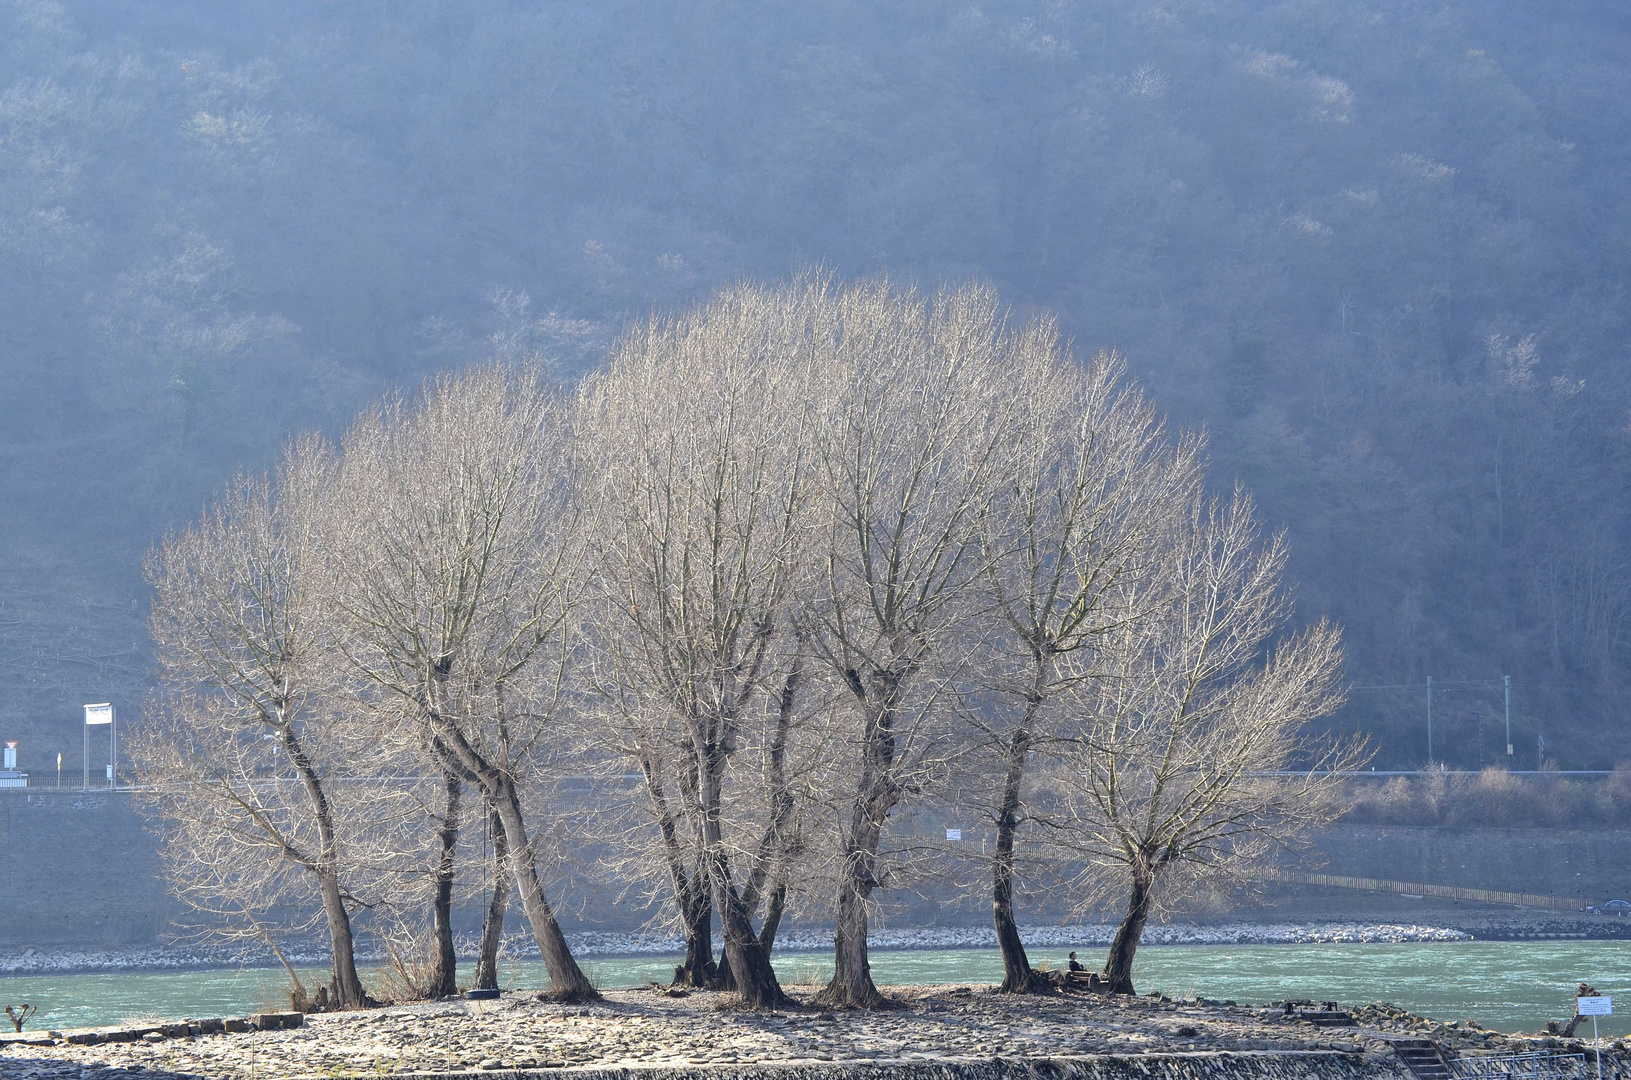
xmin=0 ymin=777 xmax=123 ymax=793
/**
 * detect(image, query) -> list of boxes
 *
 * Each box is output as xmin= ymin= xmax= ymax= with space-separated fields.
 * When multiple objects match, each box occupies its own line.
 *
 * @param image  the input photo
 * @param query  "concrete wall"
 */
xmin=1308 ymin=826 xmax=1631 ymax=901
xmin=0 ymin=790 xmax=175 ymax=948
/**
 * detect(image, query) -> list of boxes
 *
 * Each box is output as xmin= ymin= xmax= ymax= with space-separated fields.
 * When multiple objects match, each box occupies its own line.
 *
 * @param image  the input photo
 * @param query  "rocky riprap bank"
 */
xmin=3 ymin=983 xmax=1627 ymax=1080
xmin=0 ymin=922 xmax=1482 ymax=976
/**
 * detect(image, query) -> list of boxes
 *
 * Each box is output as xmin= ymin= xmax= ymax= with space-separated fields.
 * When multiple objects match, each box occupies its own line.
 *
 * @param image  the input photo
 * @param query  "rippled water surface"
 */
xmin=2 ymin=941 xmax=1627 ymax=1035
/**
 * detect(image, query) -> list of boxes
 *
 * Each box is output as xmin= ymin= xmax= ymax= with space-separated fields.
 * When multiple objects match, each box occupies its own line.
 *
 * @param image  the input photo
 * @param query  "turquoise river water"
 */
xmin=2 ymin=941 xmax=1627 ymax=1036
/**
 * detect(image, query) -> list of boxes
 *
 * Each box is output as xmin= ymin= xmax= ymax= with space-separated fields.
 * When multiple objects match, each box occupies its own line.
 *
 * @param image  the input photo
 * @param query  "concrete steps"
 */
xmin=1389 ymin=1038 xmax=1454 ymax=1080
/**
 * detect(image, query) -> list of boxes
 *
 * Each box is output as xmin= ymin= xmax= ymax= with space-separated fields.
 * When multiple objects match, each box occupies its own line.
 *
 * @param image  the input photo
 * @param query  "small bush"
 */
xmin=1607 ymin=762 xmax=1631 ymax=814
xmin=1342 ymin=765 xmax=1631 ymax=828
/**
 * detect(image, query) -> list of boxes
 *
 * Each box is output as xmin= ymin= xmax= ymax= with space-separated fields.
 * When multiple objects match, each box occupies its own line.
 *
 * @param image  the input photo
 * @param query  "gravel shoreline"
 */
xmin=3 ymin=982 xmax=1627 ymax=1080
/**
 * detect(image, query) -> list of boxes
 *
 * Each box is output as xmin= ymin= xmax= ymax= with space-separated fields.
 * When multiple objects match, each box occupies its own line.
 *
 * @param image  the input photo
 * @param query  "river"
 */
xmin=2 ymin=941 xmax=1626 ymax=1036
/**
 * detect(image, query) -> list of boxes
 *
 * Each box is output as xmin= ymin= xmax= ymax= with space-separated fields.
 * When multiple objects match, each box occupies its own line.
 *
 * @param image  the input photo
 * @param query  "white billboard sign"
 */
xmin=85 ymin=703 xmax=113 ymax=725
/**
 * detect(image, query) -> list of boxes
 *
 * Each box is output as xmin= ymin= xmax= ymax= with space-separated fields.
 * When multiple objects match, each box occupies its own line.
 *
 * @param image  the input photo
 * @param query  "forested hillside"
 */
xmin=2 ymin=0 xmax=1628 ymax=770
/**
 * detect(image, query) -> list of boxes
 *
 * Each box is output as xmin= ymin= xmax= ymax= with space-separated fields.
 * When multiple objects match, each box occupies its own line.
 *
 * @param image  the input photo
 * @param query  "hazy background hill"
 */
xmin=3 ymin=0 xmax=1629 ymax=774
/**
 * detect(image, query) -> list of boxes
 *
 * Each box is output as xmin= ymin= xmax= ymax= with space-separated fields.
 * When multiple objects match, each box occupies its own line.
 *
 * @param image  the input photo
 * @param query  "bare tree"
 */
xmin=584 ymin=689 xmax=719 ymax=988
xmin=426 ymin=765 xmax=462 ymax=996
xmin=974 ymin=347 xmax=1202 ymax=992
xmin=325 ymin=364 xmax=597 ymax=1001
xmin=1055 ymin=489 xmax=1363 ymax=994
xmin=369 ymin=760 xmax=465 ymax=1000
xmin=474 ymin=798 xmax=513 ymax=991
xmin=132 ymin=438 xmax=378 ymax=1010
xmin=353 ymin=762 xmax=487 ymax=1002
xmin=577 ymin=281 xmax=832 ymax=1008
xmin=805 ymin=281 xmax=1019 ymax=1008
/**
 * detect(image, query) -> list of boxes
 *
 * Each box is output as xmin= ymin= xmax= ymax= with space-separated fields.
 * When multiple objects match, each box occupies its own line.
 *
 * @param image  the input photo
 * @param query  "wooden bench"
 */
xmin=1066 ymin=969 xmax=1109 ymax=992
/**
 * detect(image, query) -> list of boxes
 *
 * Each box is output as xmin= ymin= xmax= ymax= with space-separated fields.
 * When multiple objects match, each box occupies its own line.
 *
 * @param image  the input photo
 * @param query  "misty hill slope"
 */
xmin=1 ymin=0 xmax=1628 ymax=770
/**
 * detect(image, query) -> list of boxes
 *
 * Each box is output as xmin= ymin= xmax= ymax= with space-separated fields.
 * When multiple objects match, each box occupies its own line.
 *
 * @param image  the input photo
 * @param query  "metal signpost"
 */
xmin=1576 ymin=995 xmax=1611 ymax=1080
xmin=1505 ymin=673 xmax=1513 ymax=756
xmin=84 ymin=703 xmax=115 ymax=790
xmin=1427 ymin=676 xmax=1434 ymax=763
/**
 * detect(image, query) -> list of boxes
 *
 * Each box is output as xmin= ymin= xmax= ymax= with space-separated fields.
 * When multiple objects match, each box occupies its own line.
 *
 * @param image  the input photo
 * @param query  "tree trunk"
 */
xmin=739 ymin=642 xmax=802 ymax=960
xmin=281 ymin=723 xmax=368 ymax=1010
xmin=758 ymin=879 xmax=787 ymax=954
xmin=994 ymin=722 xmax=1047 ymax=993
xmin=636 ymin=749 xmax=715 ymax=988
xmin=489 ymin=772 xmax=598 ymax=1000
xmin=425 ymin=717 xmax=595 ymax=1001
xmin=688 ymin=710 xmax=788 ymax=1010
xmin=817 ymin=669 xmax=904 ymax=1008
xmin=243 ymin=906 xmax=308 ymax=1009
xmin=749 ymin=644 xmax=803 ymax=963
xmin=822 ymin=776 xmax=891 ymax=1007
xmin=1102 ymin=868 xmax=1155 ymax=995
xmin=317 ymin=868 xmax=369 ymax=1009
xmin=677 ymin=883 xmax=717 ymax=988
xmin=475 ymin=804 xmax=509 ymax=991
xmin=825 ymin=874 xmax=881 ymax=1007
xmin=427 ymin=768 xmax=461 ymax=998
xmin=709 ymin=852 xmax=789 ymax=1009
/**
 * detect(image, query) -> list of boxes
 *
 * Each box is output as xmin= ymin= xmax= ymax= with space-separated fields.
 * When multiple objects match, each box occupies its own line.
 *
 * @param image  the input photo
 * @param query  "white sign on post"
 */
xmin=84 ymin=702 xmax=116 ymax=789
xmin=1577 ymin=996 xmax=1612 ymax=1080
xmin=945 ymin=829 xmax=962 ymax=841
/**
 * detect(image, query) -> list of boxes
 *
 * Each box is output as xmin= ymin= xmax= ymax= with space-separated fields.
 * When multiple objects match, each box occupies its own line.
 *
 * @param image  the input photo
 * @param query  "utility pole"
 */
xmin=1426 ymin=676 xmax=1434 ymax=765
xmin=1503 ymin=674 xmax=1512 ymax=757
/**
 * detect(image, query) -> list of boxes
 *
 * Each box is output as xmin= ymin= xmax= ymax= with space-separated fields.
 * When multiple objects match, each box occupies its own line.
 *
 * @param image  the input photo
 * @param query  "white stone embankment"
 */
xmin=0 ymin=922 xmax=1477 ymax=976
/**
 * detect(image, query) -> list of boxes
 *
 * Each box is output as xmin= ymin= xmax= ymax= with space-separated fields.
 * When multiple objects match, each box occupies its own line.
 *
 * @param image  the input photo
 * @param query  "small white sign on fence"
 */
xmin=1577 ymin=996 xmax=1612 ymax=1016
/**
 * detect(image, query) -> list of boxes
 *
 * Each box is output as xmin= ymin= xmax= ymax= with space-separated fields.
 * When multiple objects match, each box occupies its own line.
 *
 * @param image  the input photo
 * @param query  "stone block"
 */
xmin=250 ymin=1012 xmax=304 ymax=1031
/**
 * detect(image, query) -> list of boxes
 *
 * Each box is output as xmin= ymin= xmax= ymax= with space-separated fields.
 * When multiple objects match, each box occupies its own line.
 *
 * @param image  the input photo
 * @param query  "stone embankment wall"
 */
xmin=0 ymin=790 xmax=174 ymax=948
xmin=0 ymin=1050 xmax=1403 ymax=1080
xmin=1313 ymin=825 xmax=1631 ymax=900
xmin=220 ymin=1054 xmax=1400 ymax=1080
xmin=3 ymin=789 xmax=1630 ymax=949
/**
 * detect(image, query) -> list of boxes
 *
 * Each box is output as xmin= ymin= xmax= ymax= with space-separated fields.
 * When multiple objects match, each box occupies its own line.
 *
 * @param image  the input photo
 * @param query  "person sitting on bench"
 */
xmin=1067 ymin=952 xmax=1085 ymax=972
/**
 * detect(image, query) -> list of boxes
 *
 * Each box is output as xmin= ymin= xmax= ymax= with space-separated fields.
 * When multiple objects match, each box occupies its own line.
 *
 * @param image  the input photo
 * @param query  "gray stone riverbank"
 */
xmin=3 ymin=983 xmax=1627 ymax=1080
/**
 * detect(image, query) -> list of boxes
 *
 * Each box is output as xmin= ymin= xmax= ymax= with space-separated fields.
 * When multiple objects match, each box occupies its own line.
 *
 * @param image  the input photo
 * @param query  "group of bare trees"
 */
xmin=134 ymin=368 xmax=596 ymax=1006
xmin=130 ymin=277 xmax=1359 ymax=1012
